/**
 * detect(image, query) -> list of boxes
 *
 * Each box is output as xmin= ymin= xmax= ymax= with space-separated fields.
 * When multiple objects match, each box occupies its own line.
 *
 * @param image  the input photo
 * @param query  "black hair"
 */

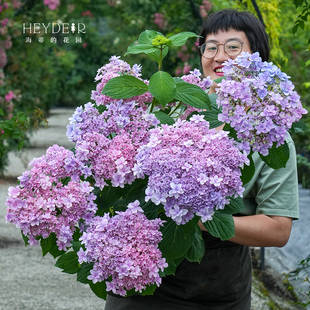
xmin=199 ymin=9 xmax=270 ymax=61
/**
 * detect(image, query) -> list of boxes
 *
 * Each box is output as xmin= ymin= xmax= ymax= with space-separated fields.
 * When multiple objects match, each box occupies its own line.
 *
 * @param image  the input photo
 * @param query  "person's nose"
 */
xmin=213 ymin=44 xmax=230 ymax=63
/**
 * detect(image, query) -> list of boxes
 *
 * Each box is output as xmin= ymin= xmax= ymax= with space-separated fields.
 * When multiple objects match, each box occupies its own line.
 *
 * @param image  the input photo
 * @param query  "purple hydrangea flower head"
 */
xmin=135 ymin=117 xmax=248 ymax=225
xmin=78 ymin=200 xmax=167 ymax=296
xmin=217 ymin=52 xmax=308 ymax=156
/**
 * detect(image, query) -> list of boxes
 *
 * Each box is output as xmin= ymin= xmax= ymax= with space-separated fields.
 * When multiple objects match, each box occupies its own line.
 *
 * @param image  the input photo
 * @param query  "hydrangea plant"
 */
xmin=5 ymin=30 xmax=308 ymax=300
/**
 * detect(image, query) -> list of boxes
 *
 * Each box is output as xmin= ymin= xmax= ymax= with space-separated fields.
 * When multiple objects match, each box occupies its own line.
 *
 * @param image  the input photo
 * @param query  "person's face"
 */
xmin=201 ymin=29 xmax=252 ymax=81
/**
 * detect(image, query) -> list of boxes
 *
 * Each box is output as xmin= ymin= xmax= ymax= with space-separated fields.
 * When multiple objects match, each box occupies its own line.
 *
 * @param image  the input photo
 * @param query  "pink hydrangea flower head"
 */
xmin=5 ymin=145 xmax=96 ymax=251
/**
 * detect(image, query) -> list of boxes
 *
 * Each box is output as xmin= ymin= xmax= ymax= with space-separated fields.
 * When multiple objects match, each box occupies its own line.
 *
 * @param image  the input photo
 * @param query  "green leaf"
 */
xmin=185 ymin=226 xmax=205 ymax=263
xmin=102 ymin=75 xmax=148 ymax=99
xmin=21 ymin=231 xmax=29 ymax=246
xmin=140 ymin=283 xmax=158 ymax=296
xmin=71 ymin=241 xmax=83 ymax=253
xmin=208 ymin=93 xmax=219 ymax=108
xmin=290 ymin=120 xmax=309 ymax=133
xmin=146 ymin=47 xmax=169 ymax=64
xmin=241 ymin=154 xmax=255 ymax=185
xmin=292 ymin=23 xmax=299 ymax=34
xmin=174 ymin=83 xmax=211 ymax=110
xmin=18 ymin=139 xmax=25 ymax=151
xmin=259 ymin=141 xmax=290 ymax=169
xmin=140 ymin=200 xmax=163 ymax=220
xmin=169 ymin=32 xmax=199 ymax=47
xmin=159 ymin=216 xmax=198 ymax=261
xmin=173 ymin=77 xmax=186 ymax=84
xmin=125 ymin=30 xmax=169 ymax=63
xmin=153 ymin=110 xmax=175 ymax=125
xmin=0 ymin=129 xmax=11 ymax=140
xmin=223 ymin=123 xmax=238 ymax=140
xmin=198 ymin=108 xmax=223 ymax=129
xmin=77 ymin=262 xmax=93 ymax=284
xmin=125 ymin=43 xmax=158 ymax=55
xmin=213 ymin=77 xmax=226 ymax=84
xmin=138 ymin=30 xmax=163 ymax=44
xmin=148 ymin=71 xmax=176 ymax=105
xmin=203 ymin=211 xmax=235 ymax=240
xmin=89 ymin=281 xmax=107 ymax=300
xmin=40 ymin=233 xmax=65 ymax=258
xmin=55 ymin=251 xmax=79 ymax=274
xmin=223 ymin=196 xmax=245 ymax=214
xmin=160 ymin=256 xmax=185 ymax=276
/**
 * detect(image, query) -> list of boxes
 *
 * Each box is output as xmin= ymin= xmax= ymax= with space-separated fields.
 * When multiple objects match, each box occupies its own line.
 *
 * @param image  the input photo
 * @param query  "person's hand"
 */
xmin=198 ymin=220 xmax=207 ymax=231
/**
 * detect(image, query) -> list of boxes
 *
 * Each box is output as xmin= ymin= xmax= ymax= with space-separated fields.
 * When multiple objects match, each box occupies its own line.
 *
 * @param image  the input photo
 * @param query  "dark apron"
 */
xmin=104 ymin=232 xmax=252 ymax=310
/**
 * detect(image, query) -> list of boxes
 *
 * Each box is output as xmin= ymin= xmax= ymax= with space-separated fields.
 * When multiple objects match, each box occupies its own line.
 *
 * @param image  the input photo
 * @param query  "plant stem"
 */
xmin=169 ymin=102 xmax=182 ymax=116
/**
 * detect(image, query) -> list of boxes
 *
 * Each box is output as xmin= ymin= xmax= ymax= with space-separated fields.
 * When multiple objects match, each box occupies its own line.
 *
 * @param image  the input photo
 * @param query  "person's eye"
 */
xmin=226 ymin=42 xmax=241 ymax=50
xmin=227 ymin=45 xmax=239 ymax=50
xmin=206 ymin=46 xmax=217 ymax=51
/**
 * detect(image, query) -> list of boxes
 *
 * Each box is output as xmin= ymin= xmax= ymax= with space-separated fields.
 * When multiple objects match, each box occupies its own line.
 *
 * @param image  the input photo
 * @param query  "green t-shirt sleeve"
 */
xmin=243 ymin=137 xmax=299 ymax=219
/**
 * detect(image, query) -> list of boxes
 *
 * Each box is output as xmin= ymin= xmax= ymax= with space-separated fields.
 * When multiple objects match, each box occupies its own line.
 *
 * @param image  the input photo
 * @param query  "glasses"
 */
xmin=199 ymin=40 xmax=249 ymax=59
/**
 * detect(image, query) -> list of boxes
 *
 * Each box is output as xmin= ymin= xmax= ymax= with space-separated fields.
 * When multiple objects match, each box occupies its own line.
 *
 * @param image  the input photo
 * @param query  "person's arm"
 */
xmin=199 ymin=214 xmax=292 ymax=247
xmin=231 ymin=214 xmax=292 ymax=247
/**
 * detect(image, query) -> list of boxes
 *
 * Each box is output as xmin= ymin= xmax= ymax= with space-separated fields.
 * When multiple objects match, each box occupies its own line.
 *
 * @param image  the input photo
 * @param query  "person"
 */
xmin=104 ymin=9 xmax=299 ymax=310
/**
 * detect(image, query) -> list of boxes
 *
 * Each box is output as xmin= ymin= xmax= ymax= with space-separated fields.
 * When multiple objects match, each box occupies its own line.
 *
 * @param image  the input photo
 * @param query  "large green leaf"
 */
xmin=102 ymin=75 xmax=148 ymax=99
xmin=140 ymin=200 xmax=163 ymax=220
xmin=125 ymin=30 xmax=169 ymax=64
xmin=138 ymin=30 xmax=163 ymax=44
xmin=174 ymin=83 xmax=211 ymax=110
xmin=202 ymin=211 xmax=235 ymax=241
xmin=159 ymin=216 xmax=198 ymax=261
xmin=89 ymin=281 xmax=107 ymax=300
xmin=185 ymin=226 xmax=205 ymax=263
xmin=77 ymin=262 xmax=93 ymax=284
xmin=153 ymin=110 xmax=175 ymax=125
xmin=140 ymin=284 xmax=158 ymax=296
xmin=148 ymin=71 xmax=176 ymax=105
xmin=223 ymin=196 xmax=245 ymax=214
xmin=147 ymin=47 xmax=169 ymax=64
xmin=223 ymin=123 xmax=238 ymax=140
xmin=21 ymin=231 xmax=29 ymax=246
xmin=208 ymin=93 xmax=219 ymax=109
xmin=290 ymin=120 xmax=308 ymax=133
xmin=169 ymin=32 xmax=199 ymax=46
xmin=241 ymin=153 xmax=255 ymax=185
xmin=40 ymin=233 xmax=65 ymax=258
xmin=159 ymin=256 xmax=185 ymax=277
xmin=55 ymin=251 xmax=79 ymax=274
xmin=125 ymin=43 xmax=158 ymax=55
xmin=259 ymin=141 xmax=290 ymax=169
xmin=199 ymin=109 xmax=223 ymax=129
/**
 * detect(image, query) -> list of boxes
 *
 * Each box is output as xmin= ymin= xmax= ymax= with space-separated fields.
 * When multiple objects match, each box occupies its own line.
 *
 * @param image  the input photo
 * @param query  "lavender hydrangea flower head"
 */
xmin=5 ymin=145 xmax=96 ymax=250
xmin=217 ymin=52 xmax=308 ymax=155
xmin=78 ymin=200 xmax=167 ymax=296
xmin=135 ymin=116 xmax=248 ymax=225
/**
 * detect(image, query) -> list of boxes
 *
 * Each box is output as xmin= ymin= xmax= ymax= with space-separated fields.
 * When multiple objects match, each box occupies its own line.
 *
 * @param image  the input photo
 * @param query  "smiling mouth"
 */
xmin=214 ymin=68 xmax=223 ymax=73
